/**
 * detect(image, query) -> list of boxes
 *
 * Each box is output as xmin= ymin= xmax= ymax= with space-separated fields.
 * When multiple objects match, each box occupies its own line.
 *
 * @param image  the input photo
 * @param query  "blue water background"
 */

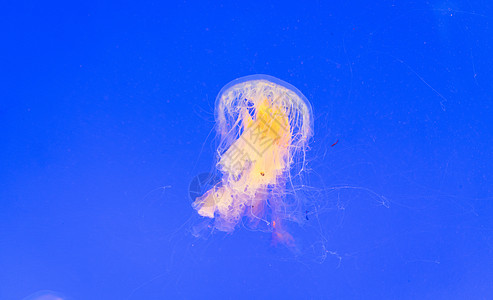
xmin=1 ymin=1 xmax=492 ymax=299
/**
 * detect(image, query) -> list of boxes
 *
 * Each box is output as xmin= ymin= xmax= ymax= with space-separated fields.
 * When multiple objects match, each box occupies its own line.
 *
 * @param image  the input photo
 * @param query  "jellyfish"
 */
xmin=192 ymin=74 xmax=313 ymax=246
xmin=22 ymin=290 xmax=71 ymax=300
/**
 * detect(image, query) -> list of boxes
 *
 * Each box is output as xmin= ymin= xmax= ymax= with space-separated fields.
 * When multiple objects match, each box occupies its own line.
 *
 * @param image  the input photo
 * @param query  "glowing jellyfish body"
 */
xmin=193 ymin=75 xmax=313 ymax=245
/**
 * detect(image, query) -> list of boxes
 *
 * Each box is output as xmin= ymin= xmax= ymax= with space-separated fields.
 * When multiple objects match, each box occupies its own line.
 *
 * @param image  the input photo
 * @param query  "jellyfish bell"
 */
xmin=192 ymin=74 xmax=313 ymax=245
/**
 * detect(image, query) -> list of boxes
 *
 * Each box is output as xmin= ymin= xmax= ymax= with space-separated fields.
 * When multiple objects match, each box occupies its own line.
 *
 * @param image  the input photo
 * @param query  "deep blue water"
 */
xmin=1 ymin=1 xmax=492 ymax=299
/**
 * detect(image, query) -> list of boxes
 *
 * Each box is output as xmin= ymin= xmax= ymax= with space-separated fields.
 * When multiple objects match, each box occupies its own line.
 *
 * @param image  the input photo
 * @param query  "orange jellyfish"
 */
xmin=192 ymin=74 xmax=313 ymax=246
